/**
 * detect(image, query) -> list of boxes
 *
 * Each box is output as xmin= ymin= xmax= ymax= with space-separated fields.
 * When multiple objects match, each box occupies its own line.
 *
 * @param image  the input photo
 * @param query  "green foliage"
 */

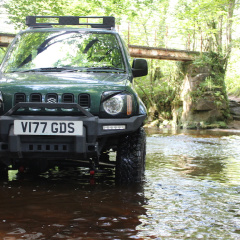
xmin=3 ymin=0 xmax=66 ymax=29
xmin=134 ymin=59 xmax=179 ymax=120
xmin=193 ymin=52 xmax=226 ymax=72
xmin=225 ymin=48 xmax=240 ymax=97
xmin=3 ymin=0 xmax=159 ymax=30
xmin=0 ymin=48 xmax=6 ymax=63
xmin=176 ymin=0 xmax=237 ymax=56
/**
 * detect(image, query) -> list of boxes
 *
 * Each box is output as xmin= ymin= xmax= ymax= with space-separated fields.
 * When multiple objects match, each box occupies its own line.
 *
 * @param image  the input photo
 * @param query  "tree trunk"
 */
xmin=225 ymin=0 xmax=235 ymax=69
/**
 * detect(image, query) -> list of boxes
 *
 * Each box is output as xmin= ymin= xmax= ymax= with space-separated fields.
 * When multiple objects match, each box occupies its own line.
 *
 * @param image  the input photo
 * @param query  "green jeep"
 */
xmin=0 ymin=16 xmax=148 ymax=183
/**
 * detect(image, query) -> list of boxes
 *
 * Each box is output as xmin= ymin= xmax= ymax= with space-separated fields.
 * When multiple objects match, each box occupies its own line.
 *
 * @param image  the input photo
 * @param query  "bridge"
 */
xmin=129 ymin=45 xmax=197 ymax=61
xmin=0 ymin=23 xmax=200 ymax=61
xmin=0 ymin=33 xmax=15 ymax=47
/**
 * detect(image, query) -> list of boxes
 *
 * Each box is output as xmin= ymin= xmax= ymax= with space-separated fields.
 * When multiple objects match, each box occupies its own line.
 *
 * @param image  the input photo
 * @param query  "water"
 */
xmin=0 ymin=128 xmax=240 ymax=239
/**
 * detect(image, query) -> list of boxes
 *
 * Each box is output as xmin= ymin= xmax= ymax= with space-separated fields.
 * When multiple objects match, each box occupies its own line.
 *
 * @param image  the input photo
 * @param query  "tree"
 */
xmin=3 ymin=0 xmax=143 ymax=29
xmin=176 ymin=0 xmax=239 ymax=69
xmin=3 ymin=0 xmax=66 ymax=29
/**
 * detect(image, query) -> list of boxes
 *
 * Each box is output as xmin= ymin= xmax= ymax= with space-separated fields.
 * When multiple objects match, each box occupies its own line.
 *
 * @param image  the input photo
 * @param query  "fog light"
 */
xmin=103 ymin=125 xmax=126 ymax=130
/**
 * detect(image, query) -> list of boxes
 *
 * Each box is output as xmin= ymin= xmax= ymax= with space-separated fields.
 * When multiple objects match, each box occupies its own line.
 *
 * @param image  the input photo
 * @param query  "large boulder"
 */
xmin=228 ymin=96 xmax=240 ymax=121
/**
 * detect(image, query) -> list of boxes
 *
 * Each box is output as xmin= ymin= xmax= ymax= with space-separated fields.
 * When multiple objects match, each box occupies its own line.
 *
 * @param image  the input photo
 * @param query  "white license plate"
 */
xmin=14 ymin=120 xmax=83 ymax=136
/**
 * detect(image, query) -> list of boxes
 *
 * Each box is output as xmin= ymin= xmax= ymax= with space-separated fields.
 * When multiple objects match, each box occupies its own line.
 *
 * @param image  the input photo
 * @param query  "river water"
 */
xmin=0 ymin=128 xmax=240 ymax=239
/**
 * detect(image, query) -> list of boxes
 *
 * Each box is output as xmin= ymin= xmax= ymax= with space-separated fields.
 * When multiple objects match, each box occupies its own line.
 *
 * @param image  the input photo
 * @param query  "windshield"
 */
xmin=1 ymin=31 xmax=125 ymax=73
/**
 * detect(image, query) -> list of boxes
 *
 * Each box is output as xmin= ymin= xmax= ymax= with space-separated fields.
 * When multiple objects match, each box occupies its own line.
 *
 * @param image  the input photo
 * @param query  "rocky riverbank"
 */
xmin=145 ymin=95 xmax=240 ymax=130
xmin=228 ymin=95 xmax=240 ymax=129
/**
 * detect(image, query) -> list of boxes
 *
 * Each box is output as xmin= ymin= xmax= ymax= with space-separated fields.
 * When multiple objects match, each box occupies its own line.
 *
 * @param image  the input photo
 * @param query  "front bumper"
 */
xmin=0 ymin=103 xmax=146 ymax=159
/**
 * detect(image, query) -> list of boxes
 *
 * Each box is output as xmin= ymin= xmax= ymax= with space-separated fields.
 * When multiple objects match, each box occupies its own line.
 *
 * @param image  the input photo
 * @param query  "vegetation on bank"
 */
xmin=226 ymin=49 xmax=240 ymax=97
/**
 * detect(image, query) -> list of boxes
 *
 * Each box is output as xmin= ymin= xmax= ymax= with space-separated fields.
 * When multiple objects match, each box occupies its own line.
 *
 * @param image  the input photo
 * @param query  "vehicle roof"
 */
xmin=20 ymin=27 xmax=117 ymax=35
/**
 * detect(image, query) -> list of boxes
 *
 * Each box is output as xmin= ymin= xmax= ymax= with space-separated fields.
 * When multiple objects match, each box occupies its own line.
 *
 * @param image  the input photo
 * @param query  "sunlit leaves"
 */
xmin=4 ymin=0 xmax=65 ymax=29
xmin=4 ymin=0 xmax=152 ymax=29
xmin=175 ymin=0 xmax=237 ymax=55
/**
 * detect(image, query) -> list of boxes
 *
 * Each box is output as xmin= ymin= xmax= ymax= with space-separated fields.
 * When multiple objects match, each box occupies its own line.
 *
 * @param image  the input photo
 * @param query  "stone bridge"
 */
xmin=0 ymin=33 xmax=15 ymax=47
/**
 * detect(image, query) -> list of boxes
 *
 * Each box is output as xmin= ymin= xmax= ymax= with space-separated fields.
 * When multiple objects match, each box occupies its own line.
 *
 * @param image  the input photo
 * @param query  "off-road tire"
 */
xmin=116 ymin=127 xmax=146 ymax=184
xmin=0 ymin=161 xmax=8 ymax=179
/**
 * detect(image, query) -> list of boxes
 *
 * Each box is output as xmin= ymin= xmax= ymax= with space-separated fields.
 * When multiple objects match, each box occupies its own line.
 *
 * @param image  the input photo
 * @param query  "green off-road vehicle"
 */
xmin=0 ymin=16 xmax=148 ymax=183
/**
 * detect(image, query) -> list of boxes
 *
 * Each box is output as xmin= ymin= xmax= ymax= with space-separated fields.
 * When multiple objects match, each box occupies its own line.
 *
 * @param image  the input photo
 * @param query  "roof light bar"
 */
xmin=26 ymin=16 xmax=115 ymax=29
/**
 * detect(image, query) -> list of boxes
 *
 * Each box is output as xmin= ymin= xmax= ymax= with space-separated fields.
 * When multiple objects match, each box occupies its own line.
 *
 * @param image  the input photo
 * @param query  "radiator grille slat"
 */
xmin=62 ymin=93 xmax=74 ymax=103
xmin=79 ymin=94 xmax=90 ymax=108
xmin=14 ymin=93 xmax=26 ymax=105
xmin=30 ymin=93 xmax=42 ymax=102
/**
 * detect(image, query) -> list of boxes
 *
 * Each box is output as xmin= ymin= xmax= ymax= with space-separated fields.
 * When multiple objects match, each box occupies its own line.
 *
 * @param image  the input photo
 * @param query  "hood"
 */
xmin=0 ymin=71 xmax=130 ymax=114
xmin=0 ymin=71 xmax=129 ymax=90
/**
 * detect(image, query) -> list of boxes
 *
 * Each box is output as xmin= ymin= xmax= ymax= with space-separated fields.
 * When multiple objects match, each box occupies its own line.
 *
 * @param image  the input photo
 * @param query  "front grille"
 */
xmin=14 ymin=93 xmax=26 ymax=104
xmin=30 ymin=93 xmax=42 ymax=102
xmin=79 ymin=94 xmax=90 ymax=108
xmin=62 ymin=93 xmax=74 ymax=103
xmin=13 ymin=93 xmax=91 ymax=110
xmin=46 ymin=93 xmax=58 ymax=103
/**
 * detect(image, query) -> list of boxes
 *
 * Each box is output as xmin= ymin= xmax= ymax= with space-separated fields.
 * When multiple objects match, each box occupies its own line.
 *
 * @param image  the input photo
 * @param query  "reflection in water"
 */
xmin=139 ymin=129 xmax=240 ymax=239
xmin=0 ymin=171 xmax=146 ymax=239
xmin=146 ymin=131 xmax=240 ymax=184
xmin=0 ymin=129 xmax=240 ymax=239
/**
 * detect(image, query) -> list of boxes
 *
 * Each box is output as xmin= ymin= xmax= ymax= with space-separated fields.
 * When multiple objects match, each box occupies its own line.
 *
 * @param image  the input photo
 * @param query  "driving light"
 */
xmin=103 ymin=95 xmax=124 ymax=115
xmin=103 ymin=125 xmax=126 ymax=130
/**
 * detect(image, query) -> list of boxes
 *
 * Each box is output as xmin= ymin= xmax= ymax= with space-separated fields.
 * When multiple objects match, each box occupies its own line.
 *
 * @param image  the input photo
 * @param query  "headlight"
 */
xmin=103 ymin=95 xmax=124 ymax=115
xmin=100 ymin=91 xmax=134 ymax=117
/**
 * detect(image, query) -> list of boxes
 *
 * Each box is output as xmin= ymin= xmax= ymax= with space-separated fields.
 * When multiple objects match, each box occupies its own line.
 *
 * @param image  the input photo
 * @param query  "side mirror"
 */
xmin=132 ymin=58 xmax=148 ymax=77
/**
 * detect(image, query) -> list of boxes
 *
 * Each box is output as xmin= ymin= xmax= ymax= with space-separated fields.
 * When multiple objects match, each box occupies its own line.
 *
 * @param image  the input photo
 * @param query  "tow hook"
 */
xmin=19 ymin=166 xmax=25 ymax=173
xmin=90 ymin=169 xmax=95 ymax=184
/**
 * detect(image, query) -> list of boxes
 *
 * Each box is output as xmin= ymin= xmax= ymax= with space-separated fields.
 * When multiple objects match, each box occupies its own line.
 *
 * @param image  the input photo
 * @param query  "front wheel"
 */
xmin=0 ymin=161 xmax=8 ymax=179
xmin=116 ymin=127 xmax=146 ymax=184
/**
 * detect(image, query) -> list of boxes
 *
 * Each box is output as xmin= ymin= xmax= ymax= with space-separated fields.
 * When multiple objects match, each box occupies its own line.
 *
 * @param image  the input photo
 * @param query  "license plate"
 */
xmin=14 ymin=120 xmax=83 ymax=136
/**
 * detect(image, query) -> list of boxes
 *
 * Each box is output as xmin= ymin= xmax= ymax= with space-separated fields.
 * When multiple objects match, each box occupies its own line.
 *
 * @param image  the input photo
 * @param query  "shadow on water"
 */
xmin=0 ymin=168 xmax=147 ymax=239
xmin=0 ymin=128 xmax=240 ymax=239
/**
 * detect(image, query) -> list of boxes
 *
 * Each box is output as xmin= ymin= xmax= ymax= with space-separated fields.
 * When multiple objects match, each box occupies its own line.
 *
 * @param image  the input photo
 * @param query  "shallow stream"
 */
xmin=0 ymin=128 xmax=240 ymax=239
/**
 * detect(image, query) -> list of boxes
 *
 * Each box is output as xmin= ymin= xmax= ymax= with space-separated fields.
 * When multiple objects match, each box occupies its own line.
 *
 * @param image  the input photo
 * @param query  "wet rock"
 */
xmin=193 ymin=98 xmax=217 ymax=111
xmin=228 ymin=96 xmax=240 ymax=121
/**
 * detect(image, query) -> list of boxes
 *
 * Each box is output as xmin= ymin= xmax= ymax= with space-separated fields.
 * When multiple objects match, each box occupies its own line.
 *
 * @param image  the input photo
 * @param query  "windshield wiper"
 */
xmin=86 ymin=66 xmax=125 ymax=72
xmin=9 ymin=66 xmax=125 ymax=73
xmin=11 ymin=67 xmax=82 ymax=73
